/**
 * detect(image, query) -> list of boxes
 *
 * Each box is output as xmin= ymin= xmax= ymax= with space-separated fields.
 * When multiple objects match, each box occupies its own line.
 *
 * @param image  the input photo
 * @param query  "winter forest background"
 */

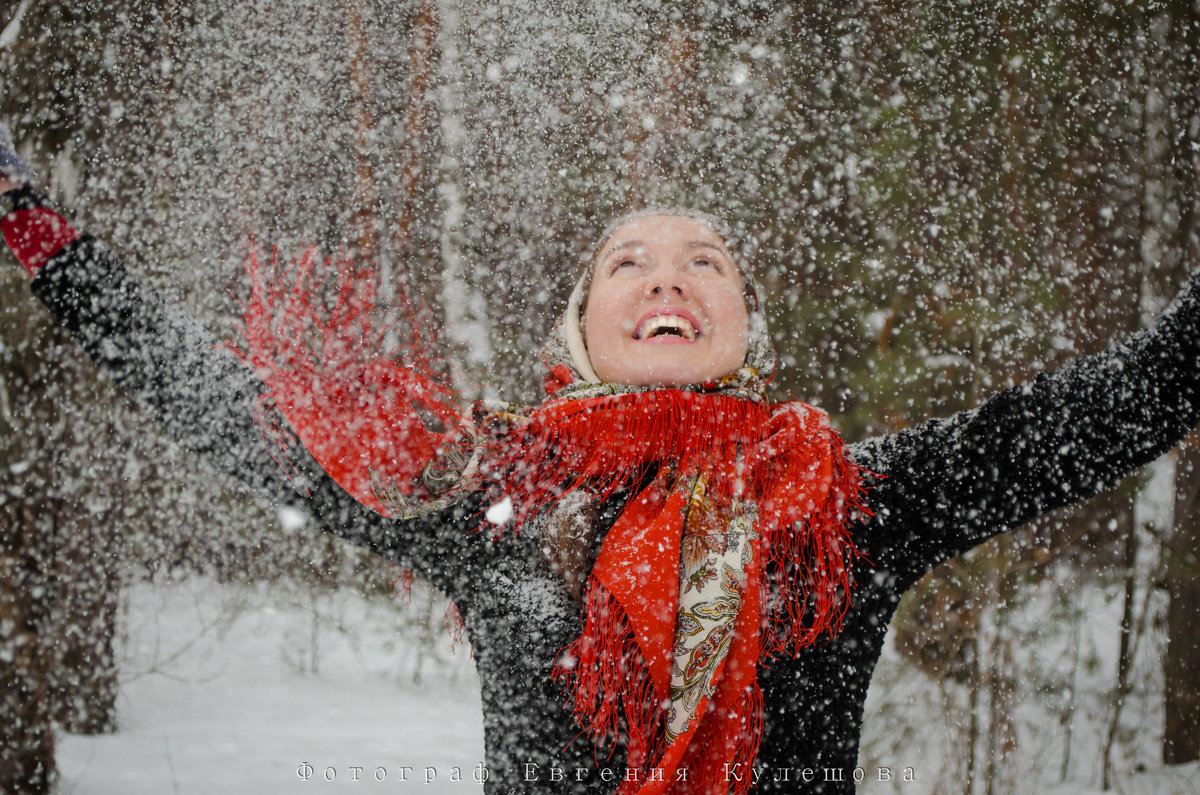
xmin=1 ymin=1 xmax=1199 ymax=793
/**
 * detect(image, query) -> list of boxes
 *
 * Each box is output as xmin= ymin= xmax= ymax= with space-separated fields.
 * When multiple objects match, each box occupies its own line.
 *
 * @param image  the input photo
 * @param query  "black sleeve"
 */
xmin=28 ymin=234 xmax=484 ymax=596
xmin=850 ymin=268 xmax=1200 ymax=588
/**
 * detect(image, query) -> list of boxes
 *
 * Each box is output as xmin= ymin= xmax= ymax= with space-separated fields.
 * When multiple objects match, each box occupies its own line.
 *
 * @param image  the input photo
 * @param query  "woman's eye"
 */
xmin=692 ymin=258 xmax=721 ymax=272
xmin=612 ymin=259 xmax=638 ymax=272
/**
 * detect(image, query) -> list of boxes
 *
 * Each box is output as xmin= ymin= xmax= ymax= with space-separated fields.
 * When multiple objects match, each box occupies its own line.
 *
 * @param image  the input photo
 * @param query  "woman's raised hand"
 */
xmin=0 ymin=126 xmax=78 ymax=277
xmin=0 ymin=123 xmax=34 ymax=192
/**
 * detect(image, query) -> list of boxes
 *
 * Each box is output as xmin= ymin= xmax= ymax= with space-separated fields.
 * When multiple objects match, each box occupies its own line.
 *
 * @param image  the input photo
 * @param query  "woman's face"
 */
xmin=583 ymin=214 xmax=749 ymax=387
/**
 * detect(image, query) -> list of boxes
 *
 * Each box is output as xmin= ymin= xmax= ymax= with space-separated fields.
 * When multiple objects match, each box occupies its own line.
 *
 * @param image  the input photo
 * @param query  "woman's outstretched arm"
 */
xmin=0 ymin=148 xmax=482 ymax=595
xmin=850 ymin=266 xmax=1200 ymax=587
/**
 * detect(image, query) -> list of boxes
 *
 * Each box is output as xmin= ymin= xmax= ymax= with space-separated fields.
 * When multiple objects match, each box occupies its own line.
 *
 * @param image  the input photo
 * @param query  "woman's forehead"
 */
xmin=595 ymin=213 xmax=731 ymax=261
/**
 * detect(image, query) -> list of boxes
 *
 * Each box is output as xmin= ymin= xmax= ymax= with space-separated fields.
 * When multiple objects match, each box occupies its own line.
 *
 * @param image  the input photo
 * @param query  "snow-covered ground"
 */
xmin=56 ymin=580 xmax=485 ymax=795
xmin=54 ymin=577 xmax=1199 ymax=794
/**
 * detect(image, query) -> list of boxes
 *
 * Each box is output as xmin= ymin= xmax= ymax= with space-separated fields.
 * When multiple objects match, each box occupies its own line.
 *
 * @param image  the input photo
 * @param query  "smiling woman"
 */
xmin=582 ymin=213 xmax=750 ymax=387
xmin=4 ymin=116 xmax=1200 ymax=795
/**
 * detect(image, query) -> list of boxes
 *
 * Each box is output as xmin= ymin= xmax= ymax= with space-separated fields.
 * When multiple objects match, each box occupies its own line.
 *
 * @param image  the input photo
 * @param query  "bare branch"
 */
xmin=0 ymin=0 xmax=33 ymax=49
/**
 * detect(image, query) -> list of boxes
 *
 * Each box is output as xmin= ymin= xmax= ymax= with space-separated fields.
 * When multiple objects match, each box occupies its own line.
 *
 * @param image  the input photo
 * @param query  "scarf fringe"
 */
xmin=670 ymin=683 xmax=763 ymax=795
xmin=556 ymin=592 xmax=765 ymax=795
xmin=228 ymin=244 xmax=461 ymax=514
xmin=495 ymin=391 xmax=770 ymax=531
xmin=759 ymin=433 xmax=871 ymax=656
xmin=542 ymin=395 xmax=867 ymax=792
xmin=554 ymin=580 xmax=669 ymax=776
xmin=507 ymin=390 xmax=869 ymax=651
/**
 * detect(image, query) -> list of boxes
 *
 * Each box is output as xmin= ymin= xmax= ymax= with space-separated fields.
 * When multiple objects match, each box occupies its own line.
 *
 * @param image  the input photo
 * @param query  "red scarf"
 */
xmin=232 ymin=247 xmax=867 ymax=794
xmin=494 ymin=391 xmax=862 ymax=794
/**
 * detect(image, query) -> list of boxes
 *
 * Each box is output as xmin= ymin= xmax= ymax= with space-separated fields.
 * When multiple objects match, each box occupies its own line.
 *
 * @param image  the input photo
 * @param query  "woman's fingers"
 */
xmin=0 ymin=123 xmax=34 ymax=186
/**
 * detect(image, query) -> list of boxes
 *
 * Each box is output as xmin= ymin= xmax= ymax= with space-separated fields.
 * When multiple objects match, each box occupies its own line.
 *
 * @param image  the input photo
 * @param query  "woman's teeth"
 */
xmin=637 ymin=315 xmax=697 ymax=340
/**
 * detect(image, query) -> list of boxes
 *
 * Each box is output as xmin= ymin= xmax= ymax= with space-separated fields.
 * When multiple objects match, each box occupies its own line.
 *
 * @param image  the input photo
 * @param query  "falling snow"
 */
xmin=2 ymin=2 xmax=1200 ymax=794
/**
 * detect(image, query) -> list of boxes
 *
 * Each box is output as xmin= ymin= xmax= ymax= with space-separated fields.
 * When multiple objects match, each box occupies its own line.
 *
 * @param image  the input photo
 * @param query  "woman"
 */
xmin=3 ymin=126 xmax=1199 ymax=793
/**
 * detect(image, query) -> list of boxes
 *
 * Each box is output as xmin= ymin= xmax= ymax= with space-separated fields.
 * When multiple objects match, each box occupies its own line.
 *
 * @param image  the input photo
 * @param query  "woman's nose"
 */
xmin=645 ymin=270 xmax=688 ymax=298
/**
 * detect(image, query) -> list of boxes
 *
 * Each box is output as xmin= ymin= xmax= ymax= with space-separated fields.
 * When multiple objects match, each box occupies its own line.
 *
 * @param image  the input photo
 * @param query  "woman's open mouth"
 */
xmin=634 ymin=310 xmax=700 ymax=341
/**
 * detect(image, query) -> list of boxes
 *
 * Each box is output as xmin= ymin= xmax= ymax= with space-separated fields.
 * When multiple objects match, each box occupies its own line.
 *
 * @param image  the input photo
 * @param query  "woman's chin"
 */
xmin=596 ymin=358 xmax=731 ymax=388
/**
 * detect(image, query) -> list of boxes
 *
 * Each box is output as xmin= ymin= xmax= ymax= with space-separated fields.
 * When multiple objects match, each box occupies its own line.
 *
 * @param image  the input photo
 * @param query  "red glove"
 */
xmin=1 ymin=187 xmax=79 ymax=277
xmin=0 ymin=124 xmax=78 ymax=276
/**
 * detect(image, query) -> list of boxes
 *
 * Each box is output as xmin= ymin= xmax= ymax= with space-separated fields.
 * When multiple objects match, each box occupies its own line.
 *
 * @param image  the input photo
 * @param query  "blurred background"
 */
xmin=1 ymin=1 xmax=1198 ymax=792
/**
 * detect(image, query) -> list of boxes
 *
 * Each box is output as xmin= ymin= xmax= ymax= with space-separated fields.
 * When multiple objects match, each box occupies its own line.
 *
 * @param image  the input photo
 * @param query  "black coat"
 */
xmin=29 ymin=234 xmax=1200 ymax=793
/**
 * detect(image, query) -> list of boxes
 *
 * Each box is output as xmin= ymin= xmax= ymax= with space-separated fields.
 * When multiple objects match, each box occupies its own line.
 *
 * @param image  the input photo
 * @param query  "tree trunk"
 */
xmin=345 ymin=0 xmax=381 ymax=258
xmin=1163 ymin=0 xmax=1200 ymax=766
xmin=46 ymin=504 xmax=121 ymax=735
xmin=0 ymin=505 xmax=58 ymax=795
xmin=393 ymin=0 xmax=439 ymax=271
xmin=1166 ymin=440 xmax=1200 ymax=765
xmin=49 ymin=588 xmax=120 ymax=735
xmin=622 ymin=2 xmax=701 ymax=206
xmin=1103 ymin=513 xmax=1140 ymax=787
